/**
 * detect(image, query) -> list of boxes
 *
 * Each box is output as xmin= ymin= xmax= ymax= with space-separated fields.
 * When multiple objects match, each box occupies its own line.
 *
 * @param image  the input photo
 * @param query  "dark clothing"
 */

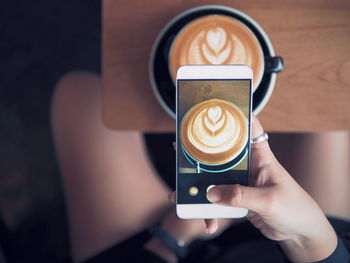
xmin=84 ymin=217 xmax=350 ymax=263
xmin=85 ymin=134 xmax=350 ymax=262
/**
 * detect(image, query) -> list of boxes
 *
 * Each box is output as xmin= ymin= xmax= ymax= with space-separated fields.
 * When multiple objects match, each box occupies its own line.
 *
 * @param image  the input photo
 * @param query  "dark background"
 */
xmin=0 ymin=0 xmax=100 ymax=262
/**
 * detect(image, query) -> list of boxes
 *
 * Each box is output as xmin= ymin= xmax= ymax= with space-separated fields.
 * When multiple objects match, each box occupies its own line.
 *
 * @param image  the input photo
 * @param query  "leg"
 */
xmin=51 ymin=72 xmax=171 ymax=262
xmin=269 ymin=133 xmax=350 ymax=220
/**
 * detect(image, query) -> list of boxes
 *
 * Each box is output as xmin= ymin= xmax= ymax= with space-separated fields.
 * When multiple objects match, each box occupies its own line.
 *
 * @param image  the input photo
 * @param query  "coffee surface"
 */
xmin=180 ymin=99 xmax=248 ymax=165
xmin=170 ymin=15 xmax=264 ymax=90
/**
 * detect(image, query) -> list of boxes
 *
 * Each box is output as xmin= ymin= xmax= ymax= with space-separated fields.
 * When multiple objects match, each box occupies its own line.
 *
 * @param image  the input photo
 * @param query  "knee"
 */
xmin=51 ymin=71 xmax=100 ymax=128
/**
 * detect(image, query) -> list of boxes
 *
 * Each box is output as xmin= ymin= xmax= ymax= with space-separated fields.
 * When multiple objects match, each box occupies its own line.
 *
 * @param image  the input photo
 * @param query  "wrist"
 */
xmin=145 ymin=237 xmax=177 ymax=263
xmin=279 ymin=224 xmax=338 ymax=263
xmin=146 ymin=225 xmax=189 ymax=262
xmin=161 ymin=228 xmax=197 ymax=245
xmin=160 ymin=223 xmax=202 ymax=245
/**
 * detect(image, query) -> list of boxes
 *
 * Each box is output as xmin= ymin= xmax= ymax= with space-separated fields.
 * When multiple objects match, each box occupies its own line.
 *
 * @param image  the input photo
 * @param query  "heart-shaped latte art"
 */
xmin=206 ymin=28 xmax=226 ymax=53
xmin=180 ymin=99 xmax=248 ymax=165
xmin=205 ymin=106 xmax=225 ymax=135
xmin=207 ymin=106 xmax=222 ymax=123
xmin=202 ymin=27 xmax=232 ymax=64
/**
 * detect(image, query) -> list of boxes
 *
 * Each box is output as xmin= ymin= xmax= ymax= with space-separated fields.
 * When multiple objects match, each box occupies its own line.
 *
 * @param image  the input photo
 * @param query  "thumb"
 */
xmin=206 ymin=184 xmax=269 ymax=214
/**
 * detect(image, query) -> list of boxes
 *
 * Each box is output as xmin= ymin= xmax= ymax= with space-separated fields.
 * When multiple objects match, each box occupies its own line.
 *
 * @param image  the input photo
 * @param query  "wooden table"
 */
xmin=102 ymin=0 xmax=350 ymax=132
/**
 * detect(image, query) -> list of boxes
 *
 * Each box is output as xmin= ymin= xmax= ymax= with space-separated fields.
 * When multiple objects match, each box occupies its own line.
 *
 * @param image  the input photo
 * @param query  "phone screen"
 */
xmin=177 ymin=79 xmax=251 ymax=204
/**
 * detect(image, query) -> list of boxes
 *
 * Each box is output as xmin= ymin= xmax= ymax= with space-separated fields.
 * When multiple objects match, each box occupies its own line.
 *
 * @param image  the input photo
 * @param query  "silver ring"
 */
xmin=251 ymin=132 xmax=268 ymax=144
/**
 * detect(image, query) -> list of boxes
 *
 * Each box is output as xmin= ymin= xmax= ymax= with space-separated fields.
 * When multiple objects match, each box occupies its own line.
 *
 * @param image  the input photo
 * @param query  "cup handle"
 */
xmin=264 ymin=56 xmax=284 ymax=73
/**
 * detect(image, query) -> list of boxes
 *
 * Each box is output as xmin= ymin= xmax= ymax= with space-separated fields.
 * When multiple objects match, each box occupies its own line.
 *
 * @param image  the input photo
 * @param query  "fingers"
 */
xmin=247 ymin=212 xmax=265 ymax=229
xmin=250 ymin=115 xmax=276 ymax=178
xmin=205 ymin=219 xmax=219 ymax=234
xmin=173 ymin=141 xmax=176 ymax=151
xmin=168 ymin=192 xmax=176 ymax=204
xmin=206 ymin=184 xmax=269 ymax=214
xmin=251 ymin=114 xmax=265 ymax=139
xmin=251 ymin=115 xmax=270 ymax=151
xmin=169 ymin=191 xmax=219 ymax=234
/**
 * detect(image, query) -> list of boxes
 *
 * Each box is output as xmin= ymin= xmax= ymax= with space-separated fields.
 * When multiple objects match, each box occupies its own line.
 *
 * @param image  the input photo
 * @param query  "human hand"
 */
xmin=162 ymin=192 xmax=236 ymax=243
xmin=206 ymin=115 xmax=338 ymax=263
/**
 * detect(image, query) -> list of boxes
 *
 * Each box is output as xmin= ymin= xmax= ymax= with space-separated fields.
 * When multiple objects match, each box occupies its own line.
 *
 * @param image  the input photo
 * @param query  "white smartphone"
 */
xmin=176 ymin=65 xmax=252 ymax=219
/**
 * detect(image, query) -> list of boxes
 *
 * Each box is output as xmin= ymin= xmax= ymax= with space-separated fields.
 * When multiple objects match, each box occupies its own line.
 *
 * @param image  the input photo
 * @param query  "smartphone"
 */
xmin=176 ymin=65 xmax=252 ymax=219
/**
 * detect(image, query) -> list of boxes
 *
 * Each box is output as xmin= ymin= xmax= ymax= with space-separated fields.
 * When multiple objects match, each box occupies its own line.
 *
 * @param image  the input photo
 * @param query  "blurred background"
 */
xmin=2 ymin=1 xmax=348 ymax=262
xmin=0 ymin=0 xmax=100 ymax=262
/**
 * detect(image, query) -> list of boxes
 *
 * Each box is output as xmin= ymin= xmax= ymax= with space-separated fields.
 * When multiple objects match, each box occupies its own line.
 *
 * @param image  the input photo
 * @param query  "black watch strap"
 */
xmin=149 ymin=226 xmax=188 ymax=259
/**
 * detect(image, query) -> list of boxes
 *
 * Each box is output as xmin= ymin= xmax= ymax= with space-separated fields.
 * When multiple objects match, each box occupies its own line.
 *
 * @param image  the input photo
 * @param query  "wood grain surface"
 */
xmin=102 ymin=0 xmax=350 ymax=131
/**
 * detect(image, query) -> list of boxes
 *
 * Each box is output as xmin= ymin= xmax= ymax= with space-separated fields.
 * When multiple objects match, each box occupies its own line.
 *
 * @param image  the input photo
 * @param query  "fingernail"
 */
xmin=206 ymin=225 xmax=218 ymax=234
xmin=207 ymin=188 xmax=221 ymax=202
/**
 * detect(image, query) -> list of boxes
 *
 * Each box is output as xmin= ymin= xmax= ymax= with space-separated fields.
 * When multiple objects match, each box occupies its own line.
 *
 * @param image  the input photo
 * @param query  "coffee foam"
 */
xmin=181 ymin=99 xmax=248 ymax=165
xmin=170 ymin=15 xmax=264 ymax=90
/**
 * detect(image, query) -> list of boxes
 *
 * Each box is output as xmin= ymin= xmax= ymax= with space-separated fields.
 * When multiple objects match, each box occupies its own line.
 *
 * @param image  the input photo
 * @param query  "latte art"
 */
xmin=170 ymin=15 xmax=264 ymax=91
xmin=189 ymin=27 xmax=248 ymax=66
xmin=205 ymin=106 xmax=225 ymax=135
xmin=205 ymin=28 xmax=228 ymax=62
xmin=191 ymin=105 xmax=239 ymax=153
xmin=181 ymin=99 xmax=248 ymax=165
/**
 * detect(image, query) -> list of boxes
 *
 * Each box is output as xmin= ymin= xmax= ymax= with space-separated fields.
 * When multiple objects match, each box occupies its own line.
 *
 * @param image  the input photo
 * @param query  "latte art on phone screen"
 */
xmin=170 ymin=15 xmax=264 ymax=90
xmin=181 ymin=99 xmax=248 ymax=165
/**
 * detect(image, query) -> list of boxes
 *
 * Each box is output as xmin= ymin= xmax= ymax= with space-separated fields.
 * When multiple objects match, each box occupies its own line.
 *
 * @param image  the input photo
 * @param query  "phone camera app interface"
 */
xmin=177 ymin=80 xmax=251 ymax=204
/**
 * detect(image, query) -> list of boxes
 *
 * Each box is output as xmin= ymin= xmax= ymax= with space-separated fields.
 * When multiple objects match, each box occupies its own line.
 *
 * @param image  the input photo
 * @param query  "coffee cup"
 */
xmin=180 ymin=99 xmax=248 ymax=172
xmin=149 ymin=5 xmax=284 ymax=118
